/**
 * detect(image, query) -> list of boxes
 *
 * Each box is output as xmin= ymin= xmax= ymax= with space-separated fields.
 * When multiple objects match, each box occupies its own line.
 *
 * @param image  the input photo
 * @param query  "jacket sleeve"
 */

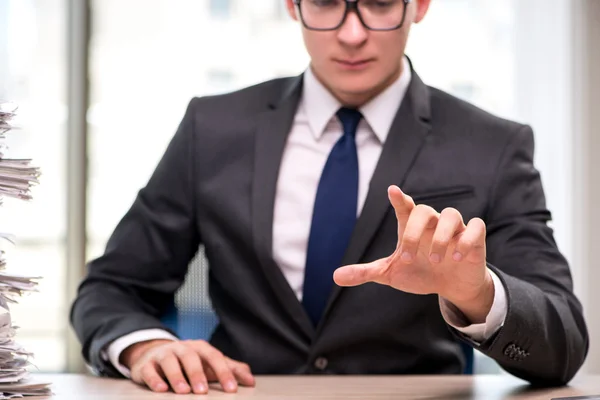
xmin=69 ymin=98 xmax=201 ymax=377
xmin=454 ymin=125 xmax=589 ymax=385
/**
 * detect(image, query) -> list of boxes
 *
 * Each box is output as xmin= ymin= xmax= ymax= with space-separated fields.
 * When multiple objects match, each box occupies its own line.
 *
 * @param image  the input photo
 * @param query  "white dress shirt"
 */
xmin=105 ymin=58 xmax=507 ymax=377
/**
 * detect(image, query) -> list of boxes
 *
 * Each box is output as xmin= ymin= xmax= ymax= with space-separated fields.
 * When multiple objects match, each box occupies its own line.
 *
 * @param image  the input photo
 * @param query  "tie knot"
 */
xmin=336 ymin=107 xmax=363 ymax=138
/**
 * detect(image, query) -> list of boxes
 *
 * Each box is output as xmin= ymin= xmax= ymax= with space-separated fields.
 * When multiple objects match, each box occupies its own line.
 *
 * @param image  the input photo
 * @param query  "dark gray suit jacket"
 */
xmin=70 ymin=66 xmax=588 ymax=385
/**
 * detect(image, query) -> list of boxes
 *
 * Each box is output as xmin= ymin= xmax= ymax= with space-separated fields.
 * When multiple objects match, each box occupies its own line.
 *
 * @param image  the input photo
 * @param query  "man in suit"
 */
xmin=70 ymin=0 xmax=589 ymax=395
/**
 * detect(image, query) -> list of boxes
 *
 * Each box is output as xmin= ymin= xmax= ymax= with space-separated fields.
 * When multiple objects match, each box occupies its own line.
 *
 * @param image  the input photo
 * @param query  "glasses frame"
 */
xmin=293 ymin=0 xmax=412 ymax=32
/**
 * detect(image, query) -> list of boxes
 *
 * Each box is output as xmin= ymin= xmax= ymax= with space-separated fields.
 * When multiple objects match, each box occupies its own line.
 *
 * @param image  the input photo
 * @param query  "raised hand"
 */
xmin=334 ymin=185 xmax=494 ymax=323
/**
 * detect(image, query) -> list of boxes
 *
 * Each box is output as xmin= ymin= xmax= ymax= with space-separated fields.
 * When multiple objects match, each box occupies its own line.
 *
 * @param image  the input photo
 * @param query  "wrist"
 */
xmin=443 ymin=269 xmax=495 ymax=324
xmin=120 ymin=339 xmax=172 ymax=369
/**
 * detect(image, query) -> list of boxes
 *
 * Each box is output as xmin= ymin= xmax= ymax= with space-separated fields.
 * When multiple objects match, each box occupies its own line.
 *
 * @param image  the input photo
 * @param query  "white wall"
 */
xmin=571 ymin=0 xmax=600 ymax=374
xmin=514 ymin=0 xmax=574 ymax=264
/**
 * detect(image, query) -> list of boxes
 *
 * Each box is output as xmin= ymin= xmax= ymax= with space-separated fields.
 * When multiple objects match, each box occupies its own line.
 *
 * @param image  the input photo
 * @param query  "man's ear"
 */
xmin=286 ymin=0 xmax=299 ymax=21
xmin=414 ymin=0 xmax=432 ymax=24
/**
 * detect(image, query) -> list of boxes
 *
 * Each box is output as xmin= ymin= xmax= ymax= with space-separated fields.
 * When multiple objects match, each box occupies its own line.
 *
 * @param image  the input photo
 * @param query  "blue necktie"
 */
xmin=302 ymin=107 xmax=362 ymax=327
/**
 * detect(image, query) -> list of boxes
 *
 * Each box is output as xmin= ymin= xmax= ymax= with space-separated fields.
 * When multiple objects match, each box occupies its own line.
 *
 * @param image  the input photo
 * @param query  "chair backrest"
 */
xmin=161 ymin=247 xmax=218 ymax=340
xmin=161 ymin=246 xmax=474 ymax=374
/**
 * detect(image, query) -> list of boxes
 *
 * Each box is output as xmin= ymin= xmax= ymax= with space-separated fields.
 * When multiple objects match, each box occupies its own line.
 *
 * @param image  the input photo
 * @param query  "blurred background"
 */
xmin=0 ymin=0 xmax=598 ymax=375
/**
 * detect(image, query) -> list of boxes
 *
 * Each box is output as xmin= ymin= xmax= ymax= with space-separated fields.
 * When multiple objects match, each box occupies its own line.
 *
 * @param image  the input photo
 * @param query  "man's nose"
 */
xmin=337 ymin=7 xmax=368 ymax=46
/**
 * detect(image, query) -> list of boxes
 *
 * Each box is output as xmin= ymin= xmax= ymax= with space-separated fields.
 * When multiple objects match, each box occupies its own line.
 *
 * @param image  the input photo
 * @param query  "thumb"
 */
xmin=333 ymin=259 xmax=386 ymax=287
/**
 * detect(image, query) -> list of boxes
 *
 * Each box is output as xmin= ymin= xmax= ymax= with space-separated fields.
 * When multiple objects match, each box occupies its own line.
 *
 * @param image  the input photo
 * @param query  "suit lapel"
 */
xmin=252 ymin=75 xmax=315 ymax=340
xmin=319 ymin=70 xmax=433 ymax=328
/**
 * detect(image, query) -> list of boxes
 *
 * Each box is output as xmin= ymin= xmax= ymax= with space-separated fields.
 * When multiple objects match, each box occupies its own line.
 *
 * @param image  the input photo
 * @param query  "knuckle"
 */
xmin=239 ymin=363 xmax=251 ymax=373
xmin=141 ymin=363 xmax=154 ymax=374
xmin=180 ymin=353 xmax=198 ymax=366
xmin=156 ymin=350 xmax=171 ymax=362
xmin=459 ymin=238 xmax=475 ymax=249
xmin=402 ymin=234 xmax=419 ymax=246
xmin=221 ymin=371 xmax=236 ymax=382
xmin=357 ymin=265 xmax=370 ymax=279
xmin=432 ymin=237 xmax=450 ymax=249
xmin=212 ymin=360 xmax=232 ymax=375
xmin=169 ymin=372 xmax=185 ymax=383
xmin=415 ymin=204 xmax=432 ymax=214
xmin=130 ymin=370 xmax=141 ymax=383
xmin=216 ymin=360 xmax=231 ymax=373
xmin=187 ymin=371 xmax=206 ymax=383
xmin=206 ymin=348 xmax=224 ymax=360
xmin=141 ymin=366 xmax=157 ymax=381
xmin=155 ymin=353 xmax=167 ymax=363
xmin=172 ymin=343 xmax=186 ymax=354
xmin=159 ymin=352 xmax=177 ymax=365
xmin=183 ymin=349 xmax=198 ymax=360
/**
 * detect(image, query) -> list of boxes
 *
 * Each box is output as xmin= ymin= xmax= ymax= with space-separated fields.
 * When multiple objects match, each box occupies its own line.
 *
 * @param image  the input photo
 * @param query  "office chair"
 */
xmin=161 ymin=247 xmax=218 ymax=341
xmin=161 ymin=247 xmax=475 ymax=374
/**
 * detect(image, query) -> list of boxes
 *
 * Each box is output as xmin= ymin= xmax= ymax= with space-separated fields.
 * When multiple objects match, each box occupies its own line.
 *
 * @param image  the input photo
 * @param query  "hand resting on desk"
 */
xmin=120 ymin=339 xmax=255 ymax=394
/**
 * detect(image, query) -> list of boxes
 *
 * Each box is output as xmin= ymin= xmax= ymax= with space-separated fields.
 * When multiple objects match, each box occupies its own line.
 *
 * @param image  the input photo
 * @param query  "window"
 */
xmin=206 ymin=69 xmax=235 ymax=94
xmin=209 ymin=0 xmax=231 ymax=19
xmin=0 ymin=0 xmax=67 ymax=372
xmin=276 ymin=0 xmax=289 ymax=20
xmin=406 ymin=0 xmax=515 ymax=118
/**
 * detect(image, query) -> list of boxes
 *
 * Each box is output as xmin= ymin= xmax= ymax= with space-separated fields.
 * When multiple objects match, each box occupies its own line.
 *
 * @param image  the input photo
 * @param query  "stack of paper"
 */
xmin=0 ymin=105 xmax=14 ymax=161
xmin=0 ymin=103 xmax=51 ymax=398
xmin=0 ymin=105 xmax=40 ymax=202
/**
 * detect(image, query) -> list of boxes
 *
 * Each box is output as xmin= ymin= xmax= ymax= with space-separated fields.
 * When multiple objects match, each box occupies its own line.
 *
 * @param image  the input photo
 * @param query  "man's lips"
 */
xmin=334 ymin=59 xmax=374 ymax=70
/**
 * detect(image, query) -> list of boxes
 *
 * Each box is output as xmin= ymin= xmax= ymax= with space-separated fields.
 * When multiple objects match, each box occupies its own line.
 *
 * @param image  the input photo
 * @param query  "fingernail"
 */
xmin=225 ymin=381 xmax=237 ymax=392
xmin=453 ymin=251 xmax=462 ymax=262
xmin=194 ymin=383 xmax=207 ymax=393
xmin=155 ymin=382 xmax=168 ymax=392
xmin=401 ymin=252 xmax=413 ymax=262
xmin=177 ymin=382 xmax=189 ymax=392
xmin=430 ymin=253 xmax=441 ymax=263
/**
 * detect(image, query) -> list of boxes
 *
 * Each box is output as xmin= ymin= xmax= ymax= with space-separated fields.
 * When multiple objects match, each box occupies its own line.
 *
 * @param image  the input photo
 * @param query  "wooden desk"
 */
xmin=35 ymin=373 xmax=600 ymax=399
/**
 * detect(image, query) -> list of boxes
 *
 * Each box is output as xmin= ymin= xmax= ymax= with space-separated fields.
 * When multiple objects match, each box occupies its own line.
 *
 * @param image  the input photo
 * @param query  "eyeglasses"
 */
xmin=293 ymin=0 xmax=412 ymax=32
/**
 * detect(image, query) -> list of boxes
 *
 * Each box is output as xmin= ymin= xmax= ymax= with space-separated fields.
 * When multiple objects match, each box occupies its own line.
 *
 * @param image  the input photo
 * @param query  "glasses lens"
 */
xmin=300 ymin=0 xmax=346 ymax=30
xmin=358 ymin=0 xmax=405 ymax=30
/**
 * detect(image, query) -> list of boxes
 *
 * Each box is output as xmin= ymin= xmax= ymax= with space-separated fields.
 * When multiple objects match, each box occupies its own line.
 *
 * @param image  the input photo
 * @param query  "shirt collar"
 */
xmin=301 ymin=56 xmax=412 ymax=143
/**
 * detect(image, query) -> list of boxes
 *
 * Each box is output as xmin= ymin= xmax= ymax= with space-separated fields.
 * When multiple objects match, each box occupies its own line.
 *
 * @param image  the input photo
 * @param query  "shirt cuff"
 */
xmin=439 ymin=268 xmax=507 ymax=343
xmin=101 ymin=329 xmax=178 ymax=378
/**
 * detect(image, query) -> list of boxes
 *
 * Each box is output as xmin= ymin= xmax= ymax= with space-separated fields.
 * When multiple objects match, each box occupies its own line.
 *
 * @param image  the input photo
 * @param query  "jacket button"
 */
xmin=504 ymin=344 xmax=517 ymax=358
xmin=504 ymin=343 xmax=529 ymax=361
xmin=314 ymin=357 xmax=328 ymax=371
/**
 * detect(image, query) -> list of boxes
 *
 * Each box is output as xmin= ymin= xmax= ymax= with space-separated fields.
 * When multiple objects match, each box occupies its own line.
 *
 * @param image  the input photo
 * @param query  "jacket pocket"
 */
xmin=409 ymin=185 xmax=475 ymax=204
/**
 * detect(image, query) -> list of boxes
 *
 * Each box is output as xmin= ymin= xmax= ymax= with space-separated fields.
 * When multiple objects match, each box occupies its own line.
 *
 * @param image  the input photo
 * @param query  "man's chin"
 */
xmin=333 ymin=82 xmax=382 ymax=104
